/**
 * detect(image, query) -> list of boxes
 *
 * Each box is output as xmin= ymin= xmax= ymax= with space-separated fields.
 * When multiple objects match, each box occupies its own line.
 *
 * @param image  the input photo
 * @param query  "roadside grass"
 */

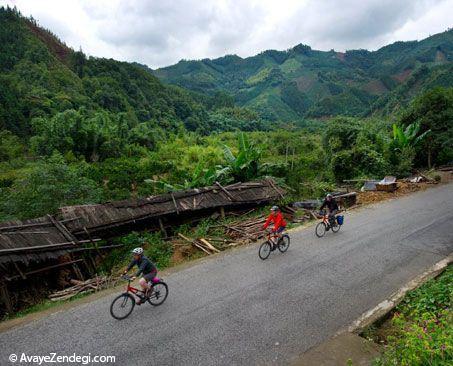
xmin=2 ymin=292 xmax=91 ymax=321
xmin=363 ymin=266 xmax=452 ymax=366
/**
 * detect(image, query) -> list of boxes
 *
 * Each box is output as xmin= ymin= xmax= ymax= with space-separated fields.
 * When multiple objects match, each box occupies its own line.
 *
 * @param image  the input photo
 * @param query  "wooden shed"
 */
xmin=0 ymin=179 xmax=284 ymax=315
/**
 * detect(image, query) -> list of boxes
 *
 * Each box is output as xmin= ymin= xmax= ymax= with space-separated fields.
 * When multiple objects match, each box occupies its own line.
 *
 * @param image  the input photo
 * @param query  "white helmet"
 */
xmin=132 ymin=247 xmax=144 ymax=255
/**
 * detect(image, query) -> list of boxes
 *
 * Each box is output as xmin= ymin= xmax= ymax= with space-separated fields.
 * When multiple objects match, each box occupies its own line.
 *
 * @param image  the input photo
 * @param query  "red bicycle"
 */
xmin=258 ymin=231 xmax=290 ymax=260
xmin=110 ymin=274 xmax=168 ymax=320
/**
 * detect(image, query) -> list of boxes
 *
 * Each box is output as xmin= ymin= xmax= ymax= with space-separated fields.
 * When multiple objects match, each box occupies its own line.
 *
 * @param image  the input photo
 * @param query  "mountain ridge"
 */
xmin=153 ymin=29 xmax=453 ymax=120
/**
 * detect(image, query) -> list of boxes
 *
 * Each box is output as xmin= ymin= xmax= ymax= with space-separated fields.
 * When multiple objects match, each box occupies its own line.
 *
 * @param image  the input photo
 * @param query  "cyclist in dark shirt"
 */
xmin=123 ymin=247 xmax=157 ymax=304
xmin=320 ymin=194 xmax=339 ymax=227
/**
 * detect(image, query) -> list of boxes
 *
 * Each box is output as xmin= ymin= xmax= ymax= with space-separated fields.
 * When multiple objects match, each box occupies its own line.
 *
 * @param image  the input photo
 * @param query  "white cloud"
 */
xmin=2 ymin=0 xmax=452 ymax=68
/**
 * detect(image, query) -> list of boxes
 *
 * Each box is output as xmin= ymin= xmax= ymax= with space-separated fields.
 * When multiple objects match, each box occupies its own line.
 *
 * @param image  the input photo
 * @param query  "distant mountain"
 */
xmin=154 ymin=29 xmax=453 ymax=120
xmin=0 ymin=6 xmax=233 ymax=138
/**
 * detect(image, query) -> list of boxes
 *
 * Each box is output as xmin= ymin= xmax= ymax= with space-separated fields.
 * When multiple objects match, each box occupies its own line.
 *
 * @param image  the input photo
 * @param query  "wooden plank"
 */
xmin=170 ymin=193 xmax=180 ymax=215
xmin=215 ymin=181 xmax=235 ymax=201
xmin=268 ymin=180 xmax=284 ymax=199
xmin=199 ymin=238 xmax=220 ymax=253
xmin=222 ymin=224 xmax=255 ymax=239
xmin=1 ymin=231 xmax=50 ymax=235
xmin=0 ymin=217 xmax=80 ymax=232
xmin=158 ymin=218 xmax=168 ymax=238
xmin=5 ymin=259 xmax=84 ymax=281
xmin=12 ymin=261 xmax=27 ymax=279
xmin=0 ymin=239 xmax=101 ymax=255
xmin=0 ymin=280 xmax=13 ymax=314
xmin=47 ymin=214 xmax=77 ymax=243
xmin=177 ymin=233 xmax=211 ymax=255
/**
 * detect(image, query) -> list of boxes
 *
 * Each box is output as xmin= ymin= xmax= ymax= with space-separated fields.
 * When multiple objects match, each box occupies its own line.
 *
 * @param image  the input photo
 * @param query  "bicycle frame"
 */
xmin=122 ymin=275 xmax=160 ymax=296
xmin=266 ymin=231 xmax=283 ymax=244
xmin=125 ymin=281 xmax=143 ymax=296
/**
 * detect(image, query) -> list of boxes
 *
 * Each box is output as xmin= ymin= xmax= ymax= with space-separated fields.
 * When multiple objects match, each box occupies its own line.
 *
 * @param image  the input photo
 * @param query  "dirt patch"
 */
xmin=363 ymin=79 xmax=388 ymax=95
xmin=25 ymin=19 xmax=71 ymax=64
xmin=336 ymin=52 xmax=345 ymax=62
xmin=435 ymin=50 xmax=447 ymax=63
xmin=170 ymin=242 xmax=194 ymax=266
xmin=357 ymin=182 xmax=434 ymax=205
xmin=296 ymin=75 xmax=316 ymax=92
xmin=392 ymin=69 xmax=412 ymax=83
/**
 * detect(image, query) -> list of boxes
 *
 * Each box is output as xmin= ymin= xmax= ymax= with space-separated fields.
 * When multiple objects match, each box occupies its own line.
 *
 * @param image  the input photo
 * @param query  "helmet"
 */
xmin=326 ymin=194 xmax=333 ymax=199
xmin=270 ymin=205 xmax=279 ymax=211
xmin=132 ymin=247 xmax=144 ymax=255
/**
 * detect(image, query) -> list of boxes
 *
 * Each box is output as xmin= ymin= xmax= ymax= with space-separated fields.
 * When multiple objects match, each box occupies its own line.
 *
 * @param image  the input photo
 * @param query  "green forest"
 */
xmin=0 ymin=6 xmax=452 ymax=223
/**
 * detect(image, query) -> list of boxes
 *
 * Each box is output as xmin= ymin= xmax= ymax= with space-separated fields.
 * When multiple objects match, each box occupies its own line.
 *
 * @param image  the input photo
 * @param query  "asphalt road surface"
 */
xmin=1 ymin=184 xmax=452 ymax=366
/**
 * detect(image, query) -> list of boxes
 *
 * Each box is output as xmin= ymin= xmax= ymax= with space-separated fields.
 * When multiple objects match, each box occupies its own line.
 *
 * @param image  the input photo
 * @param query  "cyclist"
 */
xmin=319 ymin=193 xmax=339 ymax=229
xmin=262 ymin=206 xmax=287 ymax=249
xmin=123 ymin=247 xmax=157 ymax=305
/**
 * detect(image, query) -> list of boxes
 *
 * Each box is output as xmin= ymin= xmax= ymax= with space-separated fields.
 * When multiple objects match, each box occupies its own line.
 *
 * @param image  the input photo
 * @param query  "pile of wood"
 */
xmin=173 ymin=206 xmax=315 ymax=256
xmin=221 ymin=206 xmax=310 ymax=243
xmin=223 ymin=216 xmax=267 ymax=242
xmin=177 ymin=233 xmax=221 ymax=255
xmin=49 ymin=275 xmax=115 ymax=301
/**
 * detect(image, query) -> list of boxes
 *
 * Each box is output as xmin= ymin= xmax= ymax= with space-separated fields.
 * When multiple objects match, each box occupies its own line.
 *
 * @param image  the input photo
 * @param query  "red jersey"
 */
xmin=263 ymin=212 xmax=287 ymax=231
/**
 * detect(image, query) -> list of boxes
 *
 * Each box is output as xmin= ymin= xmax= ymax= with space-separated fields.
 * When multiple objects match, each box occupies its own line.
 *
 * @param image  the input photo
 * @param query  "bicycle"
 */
xmin=315 ymin=210 xmax=344 ymax=238
xmin=110 ymin=274 xmax=168 ymax=320
xmin=258 ymin=230 xmax=290 ymax=260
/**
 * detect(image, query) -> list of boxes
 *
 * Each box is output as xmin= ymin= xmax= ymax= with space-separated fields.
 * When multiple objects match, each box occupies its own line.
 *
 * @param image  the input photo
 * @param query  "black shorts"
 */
xmin=274 ymin=226 xmax=286 ymax=234
xmin=143 ymin=269 xmax=157 ymax=282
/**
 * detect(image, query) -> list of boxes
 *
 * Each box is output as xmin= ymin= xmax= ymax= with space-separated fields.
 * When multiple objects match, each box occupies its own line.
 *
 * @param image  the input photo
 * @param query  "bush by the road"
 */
xmin=374 ymin=266 xmax=452 ymax=365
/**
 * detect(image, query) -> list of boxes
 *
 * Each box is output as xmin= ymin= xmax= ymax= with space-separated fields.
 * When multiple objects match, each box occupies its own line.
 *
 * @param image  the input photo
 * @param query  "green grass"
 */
xmin=370 ymin=266 xmax=453 ymax=366
xmin=2 ymin=292 xmax=91 ymax=321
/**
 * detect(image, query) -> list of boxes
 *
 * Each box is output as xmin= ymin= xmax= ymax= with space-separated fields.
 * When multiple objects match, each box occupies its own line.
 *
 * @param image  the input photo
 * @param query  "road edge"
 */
xmin=347 ymin=252 xmax=453 ymax=334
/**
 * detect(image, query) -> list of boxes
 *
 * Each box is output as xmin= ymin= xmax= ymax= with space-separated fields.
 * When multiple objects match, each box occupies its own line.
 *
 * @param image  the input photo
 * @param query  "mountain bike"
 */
xmin=110 ymin=274 xmax=168 ymax=320
xmin=258 ymin=230 xmax=290 ymax=260
xmin=315 ymin=210 xmax=344 ymax=238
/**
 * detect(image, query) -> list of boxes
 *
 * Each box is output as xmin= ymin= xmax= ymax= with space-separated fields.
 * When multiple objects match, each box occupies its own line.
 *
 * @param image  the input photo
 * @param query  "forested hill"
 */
xmin=154 ymin=29 xmax=453 ymax=121
xmin=0 ymin=7 xmax=267 ymax=148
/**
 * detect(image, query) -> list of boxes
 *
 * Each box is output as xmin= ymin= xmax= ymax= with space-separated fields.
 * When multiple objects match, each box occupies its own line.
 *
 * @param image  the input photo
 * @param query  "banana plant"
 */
xmin=222 ymin=132 xmax=261 ymax=181
xmin=145 ymin=163 xmax=231 ymax=192
xmin=392 ymin=122 xmax=431 ymax=150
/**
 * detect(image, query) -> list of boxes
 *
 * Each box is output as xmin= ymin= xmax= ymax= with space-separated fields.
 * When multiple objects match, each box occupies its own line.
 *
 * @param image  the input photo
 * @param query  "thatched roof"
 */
xmin=0 ymin=216 xmax=83 ymax=266
xmin=59 ymin=179 xmax=284 ymax=237
xmin=0 ymin=179 xmax=284 ymax=268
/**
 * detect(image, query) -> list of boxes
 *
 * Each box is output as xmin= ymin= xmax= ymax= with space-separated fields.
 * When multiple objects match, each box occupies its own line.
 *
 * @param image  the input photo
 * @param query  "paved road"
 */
xmin=1 ymin=184 xmax=452 ymax=366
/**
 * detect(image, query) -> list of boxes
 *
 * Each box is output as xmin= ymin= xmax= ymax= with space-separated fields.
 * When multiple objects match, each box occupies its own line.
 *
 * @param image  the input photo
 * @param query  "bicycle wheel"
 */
xmin=278 ymin=235 xmax=290 ymax=253
xmin=110 ymin=293 xmax=135 ymax=320
xmin=331 ymin=222 xmax=341 ymax=233
xmin=259 ymin=241 xmax=272 ymax=260
xmin=148 ymin=281 xmax=168 ymax=306
xmin=315 ymin=222 xmax=327 ymax=238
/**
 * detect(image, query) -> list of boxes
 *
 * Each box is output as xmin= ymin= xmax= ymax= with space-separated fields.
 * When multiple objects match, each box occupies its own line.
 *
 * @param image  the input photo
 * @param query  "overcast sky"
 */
xmin=2 ymin=0 xmax=452 ymax=68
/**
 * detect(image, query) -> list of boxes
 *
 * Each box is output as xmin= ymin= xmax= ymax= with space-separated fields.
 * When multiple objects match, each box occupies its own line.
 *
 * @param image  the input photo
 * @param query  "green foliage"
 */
xmin=222 ymin=132 xmax=262 ymax=182
xmin=156 ymin=27 xmax=453 ymax=120
xmin=101 ymin=231 xmax=173 ymax=273
xmin=400 ymin=87 xmax=453 ymax=168
xmin=392 ymin=122 xmax=430 ymax=149
xmin=0 ymin=130 xmax=24 ymax=161
xmin=0 ymin=6 xmax=450 ymax=223
xmin=323 ymin=117 xmax=391 ymax=181
xmin=0 ymin=153 xmax=102 ymax=220
xmin=0 ymin=6 xmax=268 ymax=152
xmin=374 ymin=267 xmax=453 ymax=366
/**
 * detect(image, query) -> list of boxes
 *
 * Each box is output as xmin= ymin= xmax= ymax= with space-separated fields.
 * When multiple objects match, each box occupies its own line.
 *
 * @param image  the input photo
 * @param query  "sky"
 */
xmin=2 ymin=0 xmax=452 ymax=69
